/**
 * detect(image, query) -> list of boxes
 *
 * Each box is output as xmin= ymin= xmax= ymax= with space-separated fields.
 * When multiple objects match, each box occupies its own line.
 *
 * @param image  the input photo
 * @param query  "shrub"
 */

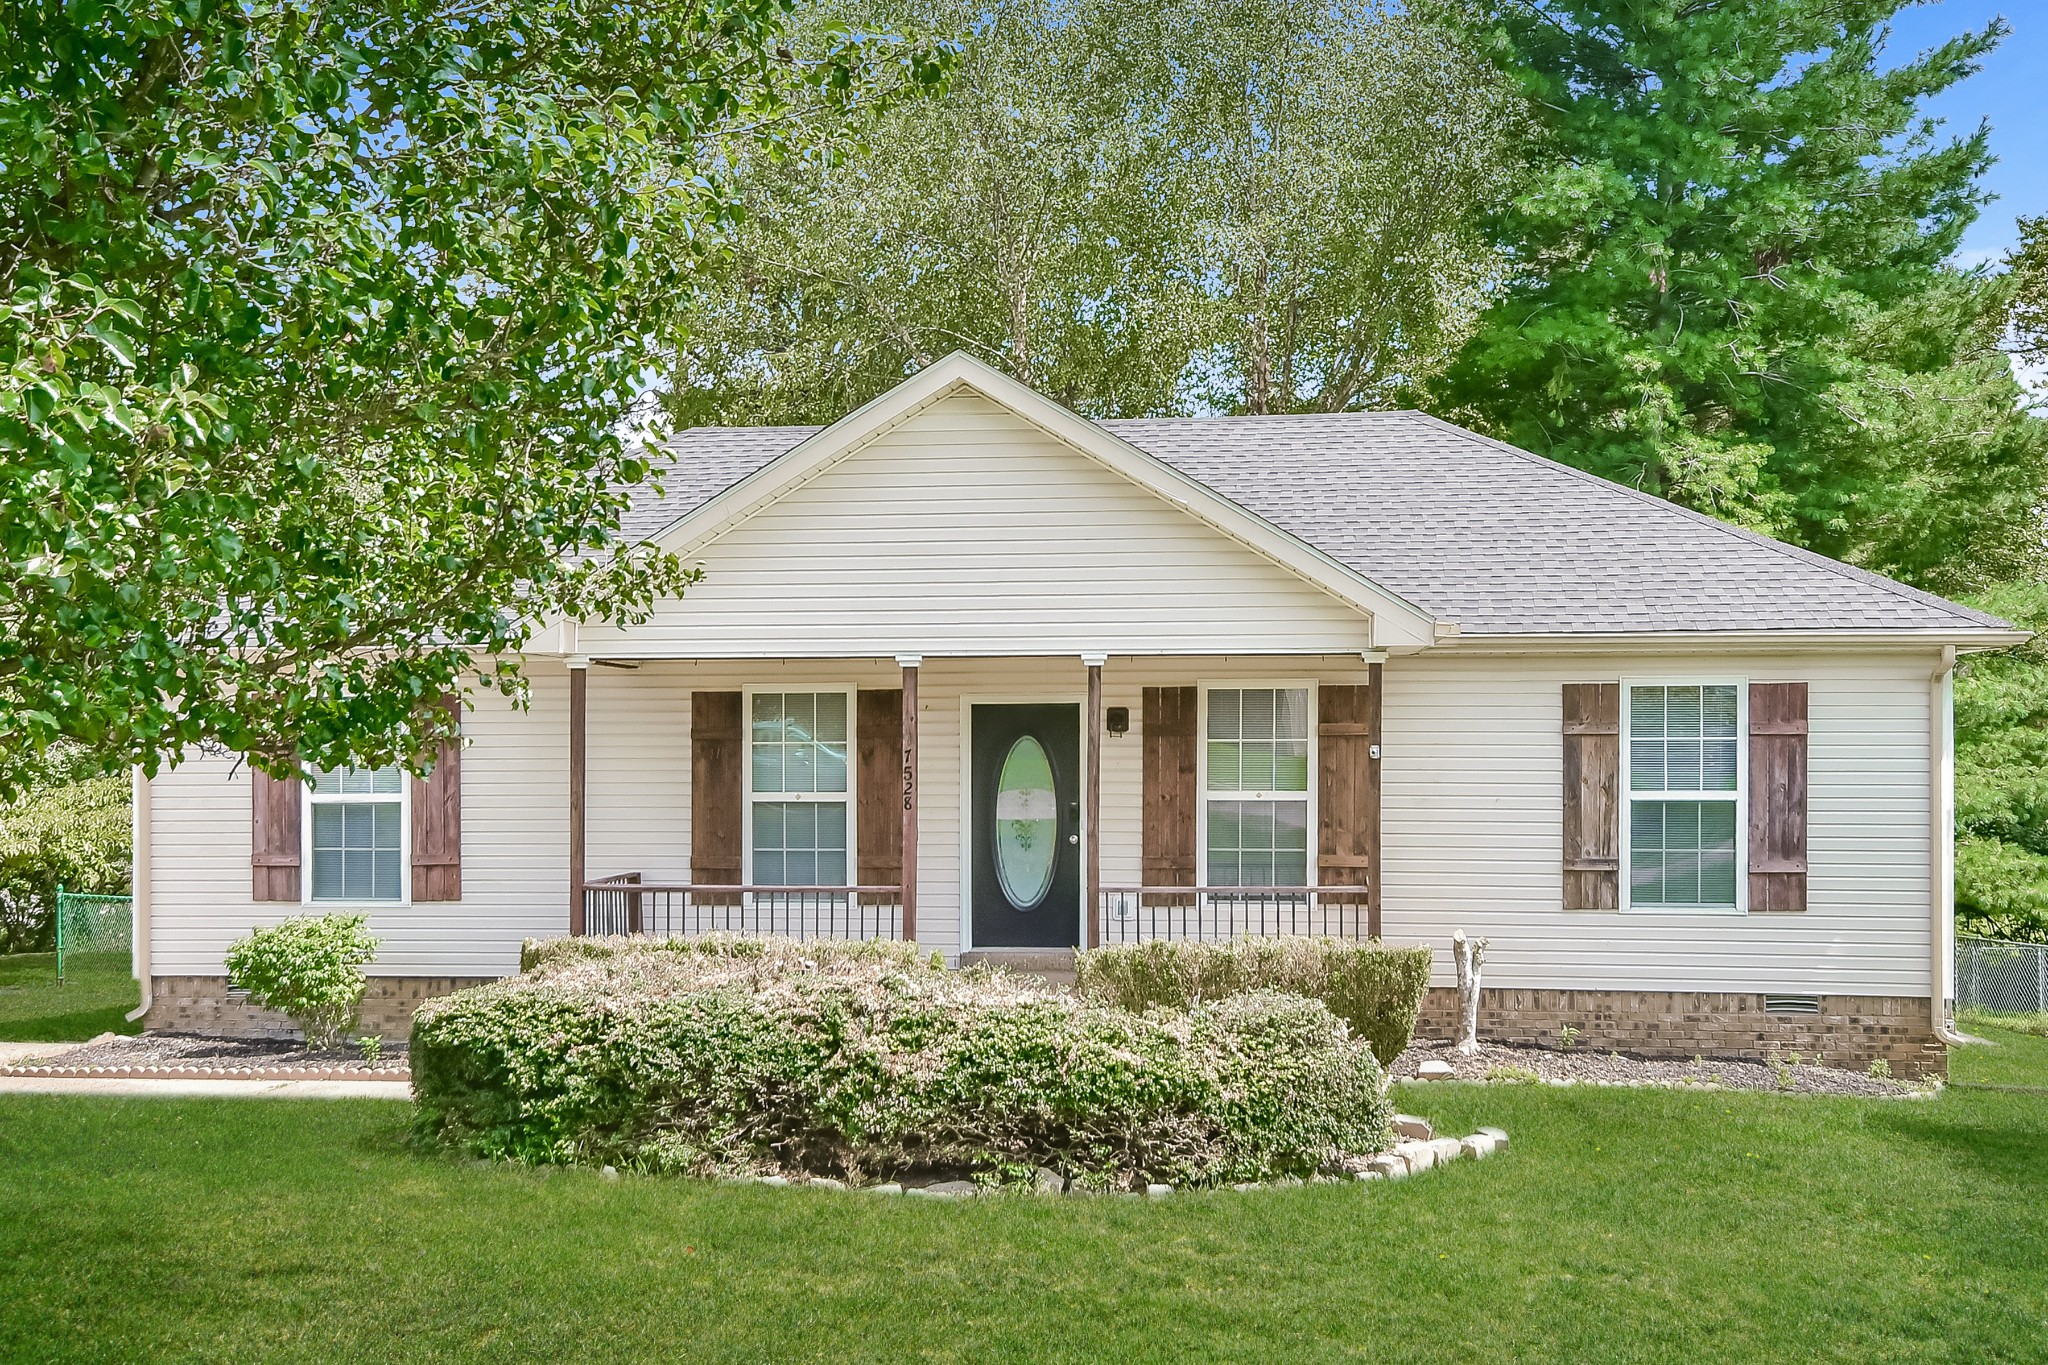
xmin=224 ymin=914 xmax=380 ymax=1048
xmin=519 ymin=931 xmax=933 ymax=975
xmin=412 ymin=941 xmax=1391 ymax=1189
xmin=0 ymin=775 xmax=130 ymax=955
xmin=1073 ymin=937 xmax=1433 ymax=1065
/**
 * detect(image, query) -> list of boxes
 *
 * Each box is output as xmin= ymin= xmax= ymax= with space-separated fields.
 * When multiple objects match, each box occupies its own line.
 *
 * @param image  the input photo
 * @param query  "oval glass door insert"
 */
xmin=993 ymin=736 xmax=1058 ymax=909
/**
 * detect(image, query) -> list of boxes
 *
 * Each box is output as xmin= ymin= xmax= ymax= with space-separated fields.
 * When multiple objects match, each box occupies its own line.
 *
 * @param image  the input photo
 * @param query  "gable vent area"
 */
xmin=1763 ymin=994 xmax=1822 ymax=1016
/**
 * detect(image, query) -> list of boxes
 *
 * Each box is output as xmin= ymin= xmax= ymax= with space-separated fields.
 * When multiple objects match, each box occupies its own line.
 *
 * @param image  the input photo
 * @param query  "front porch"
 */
xmin=561 ymin=653 xmax=1386 ymax=958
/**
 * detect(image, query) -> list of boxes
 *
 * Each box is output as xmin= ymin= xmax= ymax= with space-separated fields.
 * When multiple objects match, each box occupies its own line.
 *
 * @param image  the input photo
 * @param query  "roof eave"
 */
xmin=1435 ymin=627 xmax=2032 ymax=655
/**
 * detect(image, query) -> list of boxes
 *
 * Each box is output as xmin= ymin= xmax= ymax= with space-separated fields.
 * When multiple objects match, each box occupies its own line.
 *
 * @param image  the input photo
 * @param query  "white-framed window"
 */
xmin=305 ymin=767 xmax=408 ymax=903
xmin=1201 ymin=685 xmax=1314 ymax=888
xmin=745 ymin=689 xmax=854 ymax=888
xmin=1622 ymin=681 xmax=1745 ymax=913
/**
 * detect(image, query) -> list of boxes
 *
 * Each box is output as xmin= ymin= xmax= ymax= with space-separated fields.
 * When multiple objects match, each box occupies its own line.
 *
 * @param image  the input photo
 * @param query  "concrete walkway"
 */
xmin=0 ymin=1075 xmax=411 ymax=1099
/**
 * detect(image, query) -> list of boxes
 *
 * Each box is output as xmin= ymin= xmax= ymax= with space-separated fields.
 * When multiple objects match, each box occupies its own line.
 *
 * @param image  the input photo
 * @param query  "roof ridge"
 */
xmin=1393 ymin=412 xmax=2008 ymax=631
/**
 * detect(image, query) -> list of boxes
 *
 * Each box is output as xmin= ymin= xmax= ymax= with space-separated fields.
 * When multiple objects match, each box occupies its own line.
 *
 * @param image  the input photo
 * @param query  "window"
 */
xmin=1204 ymin=686 xmax=1311 ymax=887
xmin=1625 ymin=683 xmax=1742 ymax=911
xmin=307 ymin=767 xmax=406 ymax=902
xmin=748 ymin=691 xmax=851 ymax=887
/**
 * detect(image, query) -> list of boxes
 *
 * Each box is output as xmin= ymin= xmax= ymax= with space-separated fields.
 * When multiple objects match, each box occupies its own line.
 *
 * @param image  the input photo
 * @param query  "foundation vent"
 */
xmin=1763 ymin=994 xmax=1822 ymax=1016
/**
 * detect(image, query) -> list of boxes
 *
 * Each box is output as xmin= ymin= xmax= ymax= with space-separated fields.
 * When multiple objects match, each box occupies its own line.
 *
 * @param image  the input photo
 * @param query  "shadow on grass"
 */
xmin=0 ymin=1004 xmax=140 ymax=1043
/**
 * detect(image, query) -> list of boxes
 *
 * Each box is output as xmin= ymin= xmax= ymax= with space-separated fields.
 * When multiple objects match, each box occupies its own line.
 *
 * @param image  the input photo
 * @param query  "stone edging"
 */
xmin=593 ymin=1120 xmax=1507 ymax=1196
xmin=0 ymin=1064 xmax=412 ymax=1082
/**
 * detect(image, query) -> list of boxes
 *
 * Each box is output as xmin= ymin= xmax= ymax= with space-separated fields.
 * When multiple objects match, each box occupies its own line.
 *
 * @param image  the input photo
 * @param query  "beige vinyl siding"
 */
xmin=144 ymin=649 xmax=1936 ymax=996
xmin=577 ymin=394 xmax=1378 ymax=659
xmin=1379 ymin=650 xmax=1935 ymax=995
xmin=147 ymin=674 xmax=573 ymax=978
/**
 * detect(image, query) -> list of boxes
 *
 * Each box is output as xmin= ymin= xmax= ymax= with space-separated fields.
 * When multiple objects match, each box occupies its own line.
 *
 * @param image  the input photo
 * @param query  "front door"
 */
xmin=970 ymin=703 xmax=1081 ymax=948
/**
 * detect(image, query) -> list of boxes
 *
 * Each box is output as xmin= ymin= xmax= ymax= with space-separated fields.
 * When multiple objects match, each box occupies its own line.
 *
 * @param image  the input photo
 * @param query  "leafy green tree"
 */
xmin=0 ymin=774 xmax=130 ymax=955
xmin=1434 ymin=0 xmax=2048 ymax=594
xmin=1955 ymin=582 xmax=2048 ymax=944
xmin=2012 ymin=214 xmax=2048 ymax=374
xmin=668 ymin=0 xmax=1515 ymax=424
xmin=0 ymin=0 xmax=949 ymax=797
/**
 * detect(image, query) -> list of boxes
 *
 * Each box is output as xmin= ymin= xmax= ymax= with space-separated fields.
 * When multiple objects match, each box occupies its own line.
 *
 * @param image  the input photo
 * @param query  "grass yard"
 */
xmin=3 ymin=1030 xmax=2046 ymax=1363
xmin=0 ymin=952 xmax=140 ymax=1042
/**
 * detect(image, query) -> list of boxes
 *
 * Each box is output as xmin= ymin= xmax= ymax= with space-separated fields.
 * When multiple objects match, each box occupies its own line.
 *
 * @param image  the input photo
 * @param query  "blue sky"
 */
xmin=1885 ymin=1 xmax=2046 ymax=264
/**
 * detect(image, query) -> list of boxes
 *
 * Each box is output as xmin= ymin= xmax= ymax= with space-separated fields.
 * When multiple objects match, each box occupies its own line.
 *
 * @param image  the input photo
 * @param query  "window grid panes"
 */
xmin=309 ymin=766 xmax=404 ymax=902
xmin=1205 ymin=688 xmax=1311 ymax=889
xmin=1626 ymin=685 xmax=1741 ymax=909
xmin=749 ymin=692 xmax=851 ymax=887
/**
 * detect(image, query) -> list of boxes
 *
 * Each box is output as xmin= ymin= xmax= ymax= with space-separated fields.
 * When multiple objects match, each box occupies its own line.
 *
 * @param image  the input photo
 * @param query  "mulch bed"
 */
xmin=1390 ymin=1036 xmax=1928 ymax=1097
xmin=0 ymin=1031 xmax=411 ymax=1082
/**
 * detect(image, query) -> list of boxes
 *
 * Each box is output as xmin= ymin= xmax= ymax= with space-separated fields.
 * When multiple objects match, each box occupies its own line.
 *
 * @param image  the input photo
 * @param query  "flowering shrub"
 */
xmin=412 ymin=941 xmax=1391 ymax=1189
xmin=1074 ymin=937 xmax=1433 ymax=1064
xmin=224 ymin=913 xmax=380 ymax=1048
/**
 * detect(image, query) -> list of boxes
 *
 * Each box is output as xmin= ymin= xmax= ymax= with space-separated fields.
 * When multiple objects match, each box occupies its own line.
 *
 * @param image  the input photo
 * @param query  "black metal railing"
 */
xmin=583 ymin=873 xmax=904 ymax=940
xmin=1096 ymin=886 xmax=1370 ymax=944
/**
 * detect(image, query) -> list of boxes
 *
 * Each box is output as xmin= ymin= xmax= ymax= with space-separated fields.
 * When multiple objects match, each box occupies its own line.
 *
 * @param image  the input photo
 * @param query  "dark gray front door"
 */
xmin=970 ymin=703 xmax=1081 ymax=948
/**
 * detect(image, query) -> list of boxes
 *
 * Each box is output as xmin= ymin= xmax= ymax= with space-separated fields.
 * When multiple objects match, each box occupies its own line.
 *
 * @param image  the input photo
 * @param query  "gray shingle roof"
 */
xmin=625 ymin=410 xmax=2007 ymax=637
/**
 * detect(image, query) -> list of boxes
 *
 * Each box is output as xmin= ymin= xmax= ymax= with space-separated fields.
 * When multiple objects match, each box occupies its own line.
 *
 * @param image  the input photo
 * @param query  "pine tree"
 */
xmin=1434 ymin=0 xmax=2047 ymax=593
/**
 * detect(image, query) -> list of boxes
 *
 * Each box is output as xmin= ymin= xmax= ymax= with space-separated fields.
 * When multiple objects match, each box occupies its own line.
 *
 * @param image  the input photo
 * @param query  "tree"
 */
xmin=2012 ymin=213 xmax=2048 ymax=377
xmin=1955 ymin=582 xmax=2048 ymax=945
xmin=0 ymin=0 xmax=949 ymax=797
xmin=667 ymin=0 xmax=1516 ymax=424
xmin=1434 ymin=0 xmax=2048 ymax=595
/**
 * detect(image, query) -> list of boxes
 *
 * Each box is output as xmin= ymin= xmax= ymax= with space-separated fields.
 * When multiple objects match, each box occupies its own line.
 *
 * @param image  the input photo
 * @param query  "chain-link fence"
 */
xmin=54 ymin=887 xmax=132 ymax=979
xmin=1958 ymin=935 xmax=2048 ymax=1015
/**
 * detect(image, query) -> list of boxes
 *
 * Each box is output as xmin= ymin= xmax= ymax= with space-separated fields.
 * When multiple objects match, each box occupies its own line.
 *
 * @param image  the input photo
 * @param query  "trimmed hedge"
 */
xmin=519 ymin=931 xmax=934 ymax=975
xmin=1074 ymin=937 xmax=1433 ymax=1065
xmin=413 ymin=942 xmax=1391 ymax=1189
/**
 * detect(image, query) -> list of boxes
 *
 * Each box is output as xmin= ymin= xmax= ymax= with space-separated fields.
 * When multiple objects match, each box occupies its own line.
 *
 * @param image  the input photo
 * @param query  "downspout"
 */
xmin=1930 ymin=647 xmax=1968 ymax=1046
xmin=125 ymin=767 xmax=153 ymax=1024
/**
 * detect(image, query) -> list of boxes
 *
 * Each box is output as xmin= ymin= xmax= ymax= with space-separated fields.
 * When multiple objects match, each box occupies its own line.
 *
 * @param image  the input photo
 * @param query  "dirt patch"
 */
xmin=1391 ymin=1036 xmax=1928 ymax=1098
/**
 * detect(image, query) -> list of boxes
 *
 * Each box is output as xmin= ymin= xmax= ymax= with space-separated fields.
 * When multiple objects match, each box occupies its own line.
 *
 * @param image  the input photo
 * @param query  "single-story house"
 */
xmin=130 ymin=353 xmax=2025 ymax=1075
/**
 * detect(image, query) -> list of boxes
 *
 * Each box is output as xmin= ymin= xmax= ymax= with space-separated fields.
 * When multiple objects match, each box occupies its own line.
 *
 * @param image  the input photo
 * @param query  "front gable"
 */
xmin=578 ymin=358 xmax=1442 ymax=659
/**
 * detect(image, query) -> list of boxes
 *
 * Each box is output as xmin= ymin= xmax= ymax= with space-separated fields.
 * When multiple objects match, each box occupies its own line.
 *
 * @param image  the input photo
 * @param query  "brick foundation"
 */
xmin=1416 ymin=987 xmax=1948 ymax=1078
xmin=144 ymin=976 xmax=495 ymax=1041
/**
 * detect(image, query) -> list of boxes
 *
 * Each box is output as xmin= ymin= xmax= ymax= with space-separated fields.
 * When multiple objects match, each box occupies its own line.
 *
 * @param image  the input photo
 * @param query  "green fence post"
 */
xmin=55 ymin=883 xmax=65 ymax=981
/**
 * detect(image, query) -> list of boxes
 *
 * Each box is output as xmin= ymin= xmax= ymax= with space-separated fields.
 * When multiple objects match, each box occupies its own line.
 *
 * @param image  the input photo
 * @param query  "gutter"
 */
xmin=1930 ymin=647 xmax=1969 ymax=1046
xmin=125 ymin=767 xmax=152 ymax=1025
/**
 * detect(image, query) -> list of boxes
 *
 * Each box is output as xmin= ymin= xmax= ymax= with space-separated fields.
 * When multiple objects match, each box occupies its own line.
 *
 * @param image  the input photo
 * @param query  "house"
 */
xmin=128 ymin=353 xmax=2024 ymax=1074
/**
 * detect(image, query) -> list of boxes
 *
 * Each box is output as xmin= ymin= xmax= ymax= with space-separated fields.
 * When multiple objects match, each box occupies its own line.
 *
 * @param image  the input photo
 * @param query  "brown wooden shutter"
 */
xmin=1317 ymin=676 xmax=1382 ymax=935
xmin=251 ymin=768 xmax=302 ymax=902
xmin=1748 ymin=681 xmax=1809 ymax=912
xmin=411 ymin=696 xmax=463 ymax=902
xmin=691 ymin=691 xmax=745 ymax=886
xmin=856 ymin=688 xmax=903 ymax=900
xmin=1562 ymin=683 xmax=1621 ymax=910
xmin=1142 ymin=686 xmax=1199 ymax=900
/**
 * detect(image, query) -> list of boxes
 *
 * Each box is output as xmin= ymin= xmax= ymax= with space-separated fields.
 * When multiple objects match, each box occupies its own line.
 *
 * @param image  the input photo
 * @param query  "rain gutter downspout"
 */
xmin=1931 ymin=647 xmax=1968 ymax=1046
xmin=125 ymin=767 xmax=152 ymax=1025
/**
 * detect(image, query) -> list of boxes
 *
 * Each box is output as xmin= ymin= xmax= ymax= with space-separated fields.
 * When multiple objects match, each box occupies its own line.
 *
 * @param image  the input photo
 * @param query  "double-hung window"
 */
xmin=748 ymin=691 xmax=851 ymax=887
xmin=307 ymin=767 xmax=407 ymax=903
xmin=1624 ymin=683 xmax=1743 ymax=911
xmin=1204 ymin=686 xmax=1312 ymax=888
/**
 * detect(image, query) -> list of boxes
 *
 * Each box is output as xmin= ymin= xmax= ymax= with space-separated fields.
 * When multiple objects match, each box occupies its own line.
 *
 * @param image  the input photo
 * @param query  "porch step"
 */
xmin=957 ymin=949 xmax=1077 ymax=990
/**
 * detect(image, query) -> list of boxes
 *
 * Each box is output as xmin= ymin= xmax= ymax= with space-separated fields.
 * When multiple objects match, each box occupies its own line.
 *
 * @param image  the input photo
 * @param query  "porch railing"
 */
xmin=583 ymin=873 xmax=904 ymax=941
xmin=1097 ymin=886 xmax=1371 ymax=943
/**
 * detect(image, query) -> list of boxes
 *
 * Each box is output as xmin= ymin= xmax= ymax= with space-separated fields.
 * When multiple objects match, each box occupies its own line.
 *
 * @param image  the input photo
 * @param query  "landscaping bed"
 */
xmin=413 ymin=934 xmax=1402 ymax=1189
xmin=0 ymin=1031 xmax=408 ymax=1080
xmin=1389 ymin=1036 xmax=1928 ymax=1097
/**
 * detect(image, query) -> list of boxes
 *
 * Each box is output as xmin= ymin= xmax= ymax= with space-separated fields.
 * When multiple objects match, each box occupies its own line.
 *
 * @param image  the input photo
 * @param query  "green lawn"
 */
xmin=0 ymin=951 xmax=140 ymax=1042
xmin=2 ymin=1033 xmax=2045 ymax=1364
